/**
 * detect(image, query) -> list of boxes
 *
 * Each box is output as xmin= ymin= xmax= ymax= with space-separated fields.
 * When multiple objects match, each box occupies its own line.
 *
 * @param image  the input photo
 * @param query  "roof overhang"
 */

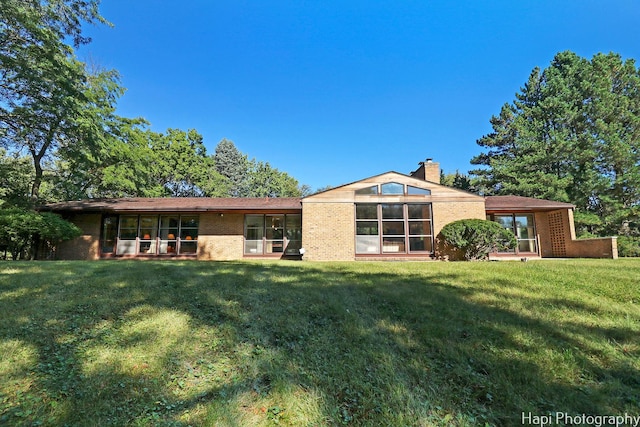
xmin=485 ymin=195 xmax=575 ymax=212
xmin=41 ymin=197 xmax=303 ymax=214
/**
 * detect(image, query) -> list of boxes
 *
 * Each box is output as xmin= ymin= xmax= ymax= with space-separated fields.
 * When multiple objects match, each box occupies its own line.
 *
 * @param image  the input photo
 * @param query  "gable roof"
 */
xmin=42 ymin=197 xmax=302 ymax=213
xmin=485 ymin=195 xmax=574 ymax=211
xmin=303 ymin=171 xmax=484 ymax=201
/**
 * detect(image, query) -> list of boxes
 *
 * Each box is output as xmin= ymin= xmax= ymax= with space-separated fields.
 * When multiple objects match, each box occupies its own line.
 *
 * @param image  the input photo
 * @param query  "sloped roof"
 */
xmin=42 ymin=197 xmax=302 ymax=213
xmin=485 ymin=195 xmax=574 ymax=211
xmin=304 ymin=171 xmax=484 ymax=201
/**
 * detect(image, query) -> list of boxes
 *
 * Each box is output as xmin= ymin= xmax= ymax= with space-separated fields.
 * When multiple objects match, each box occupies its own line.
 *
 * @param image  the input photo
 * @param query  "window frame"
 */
xmin=243 ymin=213 xmax=302 ymax=256
xmin=103 ymin=214 xmax=200 ymax=257
xmin=489 ymin=213 xmax=538 ymax=254
xmin=355 ymin=203 xmax=433 ymax=256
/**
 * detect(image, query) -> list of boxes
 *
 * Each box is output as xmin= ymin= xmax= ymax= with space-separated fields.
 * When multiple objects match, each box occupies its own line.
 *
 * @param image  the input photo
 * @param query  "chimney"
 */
xmin=410 ymin=158 xmax=440 ymax=183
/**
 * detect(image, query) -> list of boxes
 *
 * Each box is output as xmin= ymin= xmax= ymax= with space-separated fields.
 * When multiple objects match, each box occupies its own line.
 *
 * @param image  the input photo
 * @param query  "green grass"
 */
xmin=0 ymin=259 xmax=638 ymax=426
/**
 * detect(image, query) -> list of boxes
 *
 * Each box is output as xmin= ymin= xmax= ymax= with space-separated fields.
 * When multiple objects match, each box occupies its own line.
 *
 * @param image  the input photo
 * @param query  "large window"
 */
xmin=491 ymin=214 xmax=537 ymax=253
xmin=356 ymin=203 xmax=433 ymax=255
xmin=244 ymin=214 xmax=302 ymax=256
xmin=101 ymin=215 xmax=199 ymax=256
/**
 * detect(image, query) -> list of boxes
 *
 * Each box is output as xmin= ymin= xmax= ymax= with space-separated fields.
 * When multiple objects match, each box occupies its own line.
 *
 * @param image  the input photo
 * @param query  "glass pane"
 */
xmin=356 ymin=236 xmax=380 ymax=254
xmin=382 ymin=237 xmax=405 ymax=253
xmin=119 ymin=229 xmax=137 ymax=240
xmin=120 ymin=216 xmax=138 ymax=229
xmin=286 ymin=228 xmax=302 ymax=240
xmin=356 ymin=204 xmax=377 ymax=219
xmin=494 ymin=215 xmax=514 ymax=230
xmin=246 ymin=228 xmax=264 ymax=240
xmin=245 ymin=215 xmax=264 ymax=227
xmin=181 ymin=230 xmax=197 ymax=240
xmin=139 ymin=229 xmax=157 ymax=239
xmin=355 ymin=185 xmax=378 ymax=195
xmin=356 ymin=221 xmax=378 ymax=235
xmin=159 ymin=240 xmax=177 ymax=254
xmin=409 ymin=237 xmax=433 ymax=252
xmin=408 ymin=204 xmax=431 ymax=219
xmin=381 ymin=182 xmax=404 ymax=194
xmin=382 ymin=221 xmax=404 ymax=235
xmin=181 ymin=216 xmax=199 ymax=228
xmin=285 ymin=214 xmax=301 ymax=228
xmin=266 ymin=215 xmax=284 ymax=240
xmin=518 ymin=239 xmax=537 ymax=253
xmin=407 ymin=185 xmax=431 ymax=195
xmin=101 ymin=215 xmax=118 ymax=254
xmin=408 ymin=220 xmax=430 ymax=235
xmin=160 ymin=216 xmax=179 ymax=228
xmin=160 ymin=228 xmax=178 ymax=239
xmin=381 ymin=204 xmax=403 ymax=219
xmin=244 ymin=240 xmax=263 ymax=254
xmin=515 ymin=215 xmax=535 ymax=239
xmin=180 ymin=241 xmax=197 ymax=254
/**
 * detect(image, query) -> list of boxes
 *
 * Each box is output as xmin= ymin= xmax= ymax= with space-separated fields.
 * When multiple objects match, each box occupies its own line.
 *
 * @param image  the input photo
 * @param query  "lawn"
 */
xmin=0 ymin=259 xmax=638 ymax=426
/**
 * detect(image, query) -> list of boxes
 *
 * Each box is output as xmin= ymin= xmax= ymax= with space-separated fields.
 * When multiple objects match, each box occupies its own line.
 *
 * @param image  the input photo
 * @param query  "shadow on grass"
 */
xmin=0 ymin=261 xmax=638 ymax=426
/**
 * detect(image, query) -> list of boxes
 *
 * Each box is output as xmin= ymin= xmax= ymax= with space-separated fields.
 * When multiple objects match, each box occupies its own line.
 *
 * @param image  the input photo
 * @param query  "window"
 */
xmin=244 ymin=214 xmax=302 ymax=255
xmin=407 ymin=185 xmax=431 ymax=195
xmin=355 ymin=185 xmax=378 ymax=195
xmin=106 ymin=215 xmax=199 ymax=256
xmin=100 ymin=215 xmax=118 ymax=254
xmin=491 ymin=213 xmax=537 ymax=253
xmin=381 ymin=182 xmax=404 ymax=195
xmin=356 ymin=183 xmax=431 ymax=196
xmin=355 ymin=203 xmax=433 ymax=255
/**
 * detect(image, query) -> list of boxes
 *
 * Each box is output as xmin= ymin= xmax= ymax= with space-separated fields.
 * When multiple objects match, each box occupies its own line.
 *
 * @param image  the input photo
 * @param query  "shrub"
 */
xmin=0 ymin=208 xmax=81 ymax=260
xmin=617 ymin=236 xmax=640 ymax=257
xmin=439 ymin=219 xmax=517 ymax=261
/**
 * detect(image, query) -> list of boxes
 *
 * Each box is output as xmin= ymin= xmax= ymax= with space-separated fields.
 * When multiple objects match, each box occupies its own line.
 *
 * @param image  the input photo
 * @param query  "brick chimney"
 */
xmin=410 ymin=158 xmax=440 ymax=183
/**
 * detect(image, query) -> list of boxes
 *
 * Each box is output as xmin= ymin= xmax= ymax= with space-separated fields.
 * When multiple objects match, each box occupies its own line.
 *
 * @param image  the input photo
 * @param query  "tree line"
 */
xmin=1 ymin=0 xmax=307 ymax=211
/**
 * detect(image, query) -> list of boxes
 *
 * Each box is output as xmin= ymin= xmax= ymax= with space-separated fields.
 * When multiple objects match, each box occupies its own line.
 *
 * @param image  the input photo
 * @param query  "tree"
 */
xmin=246 ymin=161 xmax=303 ymax=197
xmin=1 ymin=0 xmax=112 ymax=202
xmin=440 ymin=170 xmax=473 ymax=192
xmin=0 ymin=149 xmax=33 ymax=208
xmin=213 ymin=139 xmax=250 ymax=197
xmin=471 ymin=51 xmax=640 ymax=236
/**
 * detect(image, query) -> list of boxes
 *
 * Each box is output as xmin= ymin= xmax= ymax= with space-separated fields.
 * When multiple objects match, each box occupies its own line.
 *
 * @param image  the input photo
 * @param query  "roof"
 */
xmin=304 ymin=170 xmax=484 ymax=200
xmin=485 ymin=195 xmax=575 ymax=211
xmin=42 ymin=197 xmax=302 ymax=213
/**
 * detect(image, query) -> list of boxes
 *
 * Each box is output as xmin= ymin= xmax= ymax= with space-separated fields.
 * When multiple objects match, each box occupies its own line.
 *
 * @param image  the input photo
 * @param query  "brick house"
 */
xmin=43 ymin=160 xmax=618 ymax=260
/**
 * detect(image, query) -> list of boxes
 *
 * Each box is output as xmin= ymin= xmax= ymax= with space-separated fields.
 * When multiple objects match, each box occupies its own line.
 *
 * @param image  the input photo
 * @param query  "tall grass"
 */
xmin=0 ymin=259 xmax=638 ymax=426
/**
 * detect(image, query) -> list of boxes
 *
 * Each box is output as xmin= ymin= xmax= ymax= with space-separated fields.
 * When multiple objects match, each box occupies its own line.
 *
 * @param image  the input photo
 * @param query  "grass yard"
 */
xmin=0 ymin=259 xmax=638 ymax=426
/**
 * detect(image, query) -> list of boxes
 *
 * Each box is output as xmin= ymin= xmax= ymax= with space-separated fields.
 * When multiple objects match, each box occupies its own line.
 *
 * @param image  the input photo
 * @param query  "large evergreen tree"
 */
xmin=471 ymin=51 xmax=640 ymax=236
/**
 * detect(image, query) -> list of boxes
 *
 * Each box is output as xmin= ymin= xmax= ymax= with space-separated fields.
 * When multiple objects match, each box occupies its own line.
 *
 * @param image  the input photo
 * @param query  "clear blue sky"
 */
xmin=81 ymin=0 xmax=640 ymax=191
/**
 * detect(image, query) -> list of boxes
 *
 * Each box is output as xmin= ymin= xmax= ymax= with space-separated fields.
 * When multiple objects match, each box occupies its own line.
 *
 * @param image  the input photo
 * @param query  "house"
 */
xmin=43 ymin=159 xmax=618 ymax=260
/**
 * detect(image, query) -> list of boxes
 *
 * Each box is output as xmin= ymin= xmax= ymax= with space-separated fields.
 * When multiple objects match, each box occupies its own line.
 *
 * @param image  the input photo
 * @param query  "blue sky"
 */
xmin=81 ymin=1 xmax=640 ymax=191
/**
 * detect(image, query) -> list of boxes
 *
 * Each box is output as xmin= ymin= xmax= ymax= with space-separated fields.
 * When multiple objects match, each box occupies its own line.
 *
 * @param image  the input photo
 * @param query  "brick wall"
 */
xmin=197 ymin=213 xmax=244 ymax=260
xmin=302 ymin=202 xmax=355 ymax=261
xmin=56 ymin=214 xmax=101 ymax=260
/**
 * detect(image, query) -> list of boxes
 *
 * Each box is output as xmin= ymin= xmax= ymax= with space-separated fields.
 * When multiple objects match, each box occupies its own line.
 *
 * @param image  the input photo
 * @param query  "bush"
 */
xmin=439 ymin=219 xmax=517 ymax=261
xmin=0 ymin=208 xmax=81 ymax=260
xmin=617 ymin=236 xmax=640 ymax=257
